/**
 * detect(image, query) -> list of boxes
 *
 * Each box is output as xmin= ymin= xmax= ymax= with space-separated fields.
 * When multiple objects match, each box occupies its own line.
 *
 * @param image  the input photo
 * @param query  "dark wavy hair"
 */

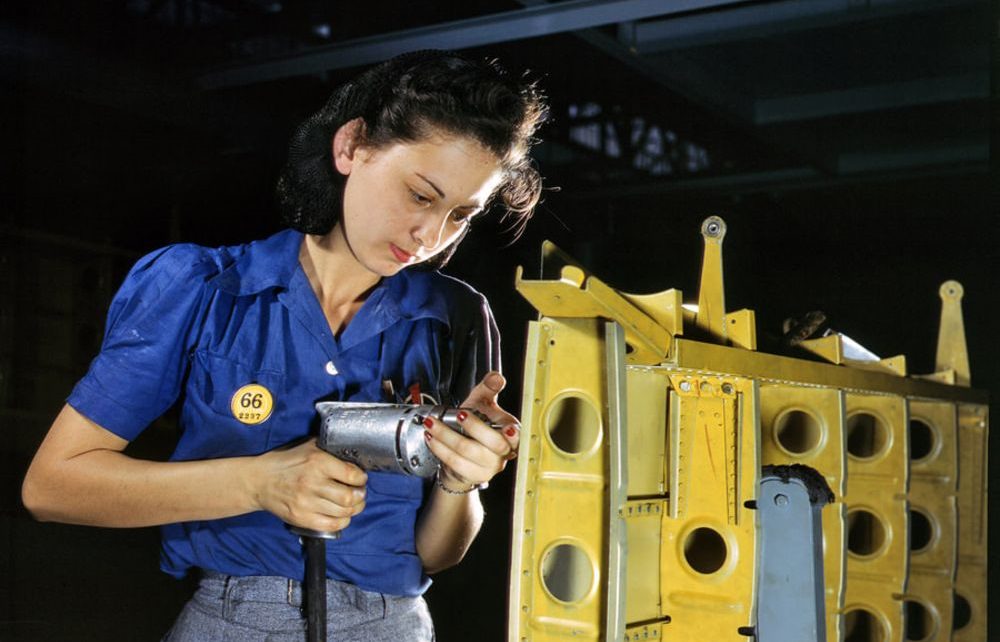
xmin=275 ymin=50 xmax=548 ymax=269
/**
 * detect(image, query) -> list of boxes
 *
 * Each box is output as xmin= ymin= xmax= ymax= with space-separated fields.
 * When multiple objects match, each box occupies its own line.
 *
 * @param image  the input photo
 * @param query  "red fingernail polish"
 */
xmin=456 ymin=411 xmax=468 ymax=422
xmin=505 ymin=426 xmax=518 ymax=437
xmin=423 ymin=417 xmax=434 ymax=428
xmin=424 ymin=430 xmax=432 ymax=441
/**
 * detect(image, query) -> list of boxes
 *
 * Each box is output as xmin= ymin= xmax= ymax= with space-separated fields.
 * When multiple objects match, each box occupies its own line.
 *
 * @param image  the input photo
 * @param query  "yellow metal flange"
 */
xmin=934 ymin=280 xmax=970 ymax=386
xmin=515 ymin=241 xmax=679 ymax=365
xmin=694 ymin=216 xmax=728 ymax=342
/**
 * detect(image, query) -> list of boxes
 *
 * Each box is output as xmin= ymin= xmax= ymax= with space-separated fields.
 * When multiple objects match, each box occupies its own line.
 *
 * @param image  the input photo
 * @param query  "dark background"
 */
xmin=1 ymin=1 xmax=997 ymax=640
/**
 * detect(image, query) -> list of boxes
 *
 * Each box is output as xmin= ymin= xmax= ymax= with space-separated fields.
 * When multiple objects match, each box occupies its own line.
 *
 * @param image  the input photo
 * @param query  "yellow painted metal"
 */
xmin=659 ymin=373 xmax=758 ymax=639
xmin=623 ymin=622 xmax=666 ymax=641
xmin=510 ymin=220 xmax=989 ymax=642
xmin=669 ymin=338 xmax=987 ymax=404
xmin=952 ymin=563 xmax=987 ymax=642
xmin=724 ymin=308 xmax=757 ymax=351
xmin=901 ymin=573 xmax=952 ymax=642
xmin=694 ymin=216 xmax=729 ymax=342
xmin=514 ymin=242 xmax=677 ymax=365
xmin=905 ymin=400 xmax=959 ymax=642
xmin=800 ymin=333 xmax=907 ymax=376
xmin=621 ymin=289 xmax=684 ymax=339
xmin=759 ymin=385 xmax=846 ymax=642
xmin=800 ymin=334 xmax=844 ymax=364
xmin=622 ymin=499 xmax=666 ymax=625
xmin=842 ymin=394 xmax=909 ymax=642
xmin=953 ymin=404 xmax=988 ymax=642
xmin=908 ymin=401 xmax=958 ymax=578
xmin=908 ymin=401 xmax=958 ymax=493
xmin=934 ymin=280 xmax=970 ymax=387
xmin=842 ymin=590 xmax=904 ymax=642
xmin=510 ymin=318 xmax=611 ymax=642
xmin=956 ymin=404 xmax=988 ymax=561
xmin=624 ymin=369 xmax=668 ymax=497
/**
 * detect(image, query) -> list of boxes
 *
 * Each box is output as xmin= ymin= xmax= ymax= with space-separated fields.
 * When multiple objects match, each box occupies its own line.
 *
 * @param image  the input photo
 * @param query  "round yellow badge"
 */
xmin=230 ymin=384 xmax=274 ymax=425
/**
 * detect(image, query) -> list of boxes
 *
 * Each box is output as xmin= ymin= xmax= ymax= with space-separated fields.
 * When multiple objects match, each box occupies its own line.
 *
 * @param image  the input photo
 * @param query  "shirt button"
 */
xmin=325 ymin=361 xmax=338 ymax=376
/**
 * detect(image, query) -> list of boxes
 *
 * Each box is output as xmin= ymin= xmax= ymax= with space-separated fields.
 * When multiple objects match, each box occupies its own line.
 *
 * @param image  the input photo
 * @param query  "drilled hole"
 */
xmin=683 ymin=527 xmax=728 ymax=574
xmin=847 ymin=509 xmax=887 ymax=557
xmin=847 ymin=412 xmax=889 ymax=459
xmin=904 ymin=600 xmax=935 ymax=641
xmin=953 ymin=593 xmax=972 ymax=630
xmin=546 ymin=395 xmax=600 ymax=455
xmin=774 ymin=409 xmax=823 ymax=455
xmin=909 ymin=508 xmax=934 ymax=553
xmin=909 ymin=418 xmax=936 ymax=461
xmin=540 ymin=543 xmax=593 ymax=604
xmin=844 ymin=608 xmax=886 ymax=642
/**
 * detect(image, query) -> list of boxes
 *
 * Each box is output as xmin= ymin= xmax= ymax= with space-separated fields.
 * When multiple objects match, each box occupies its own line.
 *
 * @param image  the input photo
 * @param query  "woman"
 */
xmin=22 ymin=50 xmax=547 ymax=640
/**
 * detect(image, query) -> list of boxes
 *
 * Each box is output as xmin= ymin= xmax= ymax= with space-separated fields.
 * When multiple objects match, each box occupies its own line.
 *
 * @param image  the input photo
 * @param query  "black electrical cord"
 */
xmin=303 ymin=536 xmax=327 ymax=642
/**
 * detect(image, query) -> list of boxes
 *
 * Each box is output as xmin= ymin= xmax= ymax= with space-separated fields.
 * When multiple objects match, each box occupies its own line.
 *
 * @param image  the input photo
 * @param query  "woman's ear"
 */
xmin=332 ymin=118 xmax=365 ymax=176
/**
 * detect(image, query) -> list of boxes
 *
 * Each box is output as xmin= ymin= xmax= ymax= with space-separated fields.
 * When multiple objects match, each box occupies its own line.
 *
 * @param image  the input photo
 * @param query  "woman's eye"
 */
xmin=450 ymin=210 xmax=473 ymax=223
xmin=409 ymin=189 xmax=432 ymax=205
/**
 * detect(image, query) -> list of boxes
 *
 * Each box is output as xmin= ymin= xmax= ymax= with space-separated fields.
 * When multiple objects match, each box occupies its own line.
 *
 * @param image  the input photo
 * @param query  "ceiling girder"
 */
xmin=754 ymin=71 xmax=990 ymax=124
xmin=632 ymin=0 xmax=980 ymax=53
xmin=197 ymin=0 xmax=753 ymax=89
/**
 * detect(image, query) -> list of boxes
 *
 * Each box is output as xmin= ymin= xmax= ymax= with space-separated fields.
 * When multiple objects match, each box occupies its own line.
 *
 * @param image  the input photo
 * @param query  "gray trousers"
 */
xmin=163 ymin=571 xmax=435 ymax=642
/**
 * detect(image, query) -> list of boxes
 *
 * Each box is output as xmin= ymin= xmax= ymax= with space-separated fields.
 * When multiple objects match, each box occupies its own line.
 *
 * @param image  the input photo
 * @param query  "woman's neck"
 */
xmin=299 ymin=227 xmax=381 ymax=337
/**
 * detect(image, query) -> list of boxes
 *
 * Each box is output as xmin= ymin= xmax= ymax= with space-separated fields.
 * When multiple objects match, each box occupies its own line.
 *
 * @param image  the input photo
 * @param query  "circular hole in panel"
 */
xmin=682 ymin=526 xmax=728 ymax=574
xmin=909 ymin=508 xmax=934 ymax=553
xmin=909 ymin=418 xmax=936 ymax=461
xmin=774 ymin=409 xmax=824 ymax=455
xmin=844 ymin=608 xmax=887 ymax=642
xmin=847 ymin=509 xmax=887 ymax=557
xmin=952 ymin=593 xmax=972 ymax=630
xmin=545 ymin=395 xmax=601 ymax=455
xmin=904 ymin=600 xmax=936 ymax=641
xmin=540 ymin=543 xmax=594 ymax=604
xmin=846 ymin=412 xmax=890 ymax=459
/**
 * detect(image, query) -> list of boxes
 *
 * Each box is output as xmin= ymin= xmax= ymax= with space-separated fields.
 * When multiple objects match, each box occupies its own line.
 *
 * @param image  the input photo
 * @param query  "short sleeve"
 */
xmin=67 ymin=244 xmax=219 ymax=441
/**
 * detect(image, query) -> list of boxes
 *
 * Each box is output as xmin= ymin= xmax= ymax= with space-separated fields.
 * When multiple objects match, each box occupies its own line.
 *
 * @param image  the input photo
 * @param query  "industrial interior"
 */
xmin=2 ymin=1 xmax=996 ymax=640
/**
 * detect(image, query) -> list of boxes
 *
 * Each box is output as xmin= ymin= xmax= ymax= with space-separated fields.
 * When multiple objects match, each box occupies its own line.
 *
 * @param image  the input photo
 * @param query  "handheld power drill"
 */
xmin=293 ymin=401 xmax=501 ymax=642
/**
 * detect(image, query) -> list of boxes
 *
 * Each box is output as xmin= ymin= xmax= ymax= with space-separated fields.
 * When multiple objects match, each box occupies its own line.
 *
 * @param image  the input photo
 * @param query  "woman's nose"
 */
xmin=412 ymin=211 xmax=449 ymax=250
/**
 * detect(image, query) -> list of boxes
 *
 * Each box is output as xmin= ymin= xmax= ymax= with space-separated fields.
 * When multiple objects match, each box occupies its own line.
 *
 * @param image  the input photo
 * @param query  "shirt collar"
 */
xmin=208 ymin=229 xmax=303 ymax=295
xmin=209 ymin=228 xmax=453 ymax=328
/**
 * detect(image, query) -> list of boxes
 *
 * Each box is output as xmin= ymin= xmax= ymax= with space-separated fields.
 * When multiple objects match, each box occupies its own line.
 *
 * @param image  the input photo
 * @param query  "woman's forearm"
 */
xmin=414 ymin=486 xmax=485 ymax=574
xmin=22 ymin=406 xmax=262 ymax=527
xmin=22 ymin=404 xmax=367 ymax=531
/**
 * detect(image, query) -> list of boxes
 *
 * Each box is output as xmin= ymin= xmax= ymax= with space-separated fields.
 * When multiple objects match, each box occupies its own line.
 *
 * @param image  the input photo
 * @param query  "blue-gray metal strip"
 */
xmin=198 ymin=0 xmax=751 ymax=88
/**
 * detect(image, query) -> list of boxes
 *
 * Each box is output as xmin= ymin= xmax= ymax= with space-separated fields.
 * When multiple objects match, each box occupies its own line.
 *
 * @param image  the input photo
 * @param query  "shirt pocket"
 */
xmin=184 ymin=350 xmax=286 ymax=457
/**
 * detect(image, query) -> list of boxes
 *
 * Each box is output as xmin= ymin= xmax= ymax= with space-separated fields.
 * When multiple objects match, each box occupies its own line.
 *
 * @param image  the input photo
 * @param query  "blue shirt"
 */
xmin=67 ymin=229 xmax=500 ymax=596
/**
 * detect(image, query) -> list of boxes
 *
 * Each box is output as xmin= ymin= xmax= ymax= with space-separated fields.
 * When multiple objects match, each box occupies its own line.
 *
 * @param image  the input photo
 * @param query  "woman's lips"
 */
xmin=390 ymin=243 xmax=415 ymax=263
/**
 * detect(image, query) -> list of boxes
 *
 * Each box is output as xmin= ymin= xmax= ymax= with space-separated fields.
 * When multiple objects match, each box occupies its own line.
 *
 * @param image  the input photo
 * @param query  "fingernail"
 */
xmin=456 ymin=411 xmax=468 ymax=422
xmin=424 ymin=430 xmax=432 ymax=441
xmin=353 ymin=489 xmax=366 ymax=500
xmin=504 ymin=425 xmax=518 ymax=438
xmin=423 ymin=417 xmax=434 ymax=428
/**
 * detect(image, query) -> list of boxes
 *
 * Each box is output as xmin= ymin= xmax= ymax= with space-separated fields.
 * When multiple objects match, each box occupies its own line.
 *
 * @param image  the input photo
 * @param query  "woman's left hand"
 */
xmin=423 ymin=371 xmax=520 ymax=493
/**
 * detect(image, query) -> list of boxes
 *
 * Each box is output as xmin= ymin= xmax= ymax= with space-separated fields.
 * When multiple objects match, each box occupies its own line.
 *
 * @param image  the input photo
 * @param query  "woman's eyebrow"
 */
xmin=415 ymin=173 xmax=445 ymax=198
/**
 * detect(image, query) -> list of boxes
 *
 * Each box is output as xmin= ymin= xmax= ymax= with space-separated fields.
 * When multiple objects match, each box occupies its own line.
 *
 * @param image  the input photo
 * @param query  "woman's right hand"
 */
xmin=253 ymin=440 xmax=368 ymax=534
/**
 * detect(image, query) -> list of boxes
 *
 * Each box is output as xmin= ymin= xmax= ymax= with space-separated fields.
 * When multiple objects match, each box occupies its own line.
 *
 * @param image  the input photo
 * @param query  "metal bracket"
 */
xmin=515 ymin=241 xmax=679 ymax=364
xmin=933 ymin=280 xmax=970 ymax=386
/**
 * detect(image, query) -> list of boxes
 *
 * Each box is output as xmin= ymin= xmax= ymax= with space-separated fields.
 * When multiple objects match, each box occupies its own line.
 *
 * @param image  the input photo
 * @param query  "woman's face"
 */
xmin=334 ymin=123 xmax=504 ymax=277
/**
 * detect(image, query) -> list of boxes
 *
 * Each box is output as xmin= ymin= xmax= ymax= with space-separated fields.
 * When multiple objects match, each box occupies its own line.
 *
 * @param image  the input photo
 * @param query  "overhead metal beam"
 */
xmin=754 ymin=72 xmax=990 ymax=124
xmin=559 ymin=154 xmax=989 ymax=199
xmin=197 ymin=0 xmax=754 ymax=89
xmin=631 ymin=0 xmax=980 ymax=53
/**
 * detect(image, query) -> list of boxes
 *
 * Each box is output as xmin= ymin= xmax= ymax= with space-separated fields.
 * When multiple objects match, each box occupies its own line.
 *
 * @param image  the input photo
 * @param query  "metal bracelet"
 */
xmin=435 ymin=470 xmax=487 ymax=495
